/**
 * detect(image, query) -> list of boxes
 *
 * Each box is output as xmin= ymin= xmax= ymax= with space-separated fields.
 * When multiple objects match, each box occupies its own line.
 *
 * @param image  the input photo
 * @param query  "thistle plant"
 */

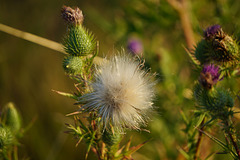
xmin=61 ymin=5 xmax=96 ymax=77
xmin=59 ymin=6 xmax=155 ymax=160
xmin=183 ymin=25 xmax=240 ymax=159
xmin=2 ymin=1 xmax=240 ymax=159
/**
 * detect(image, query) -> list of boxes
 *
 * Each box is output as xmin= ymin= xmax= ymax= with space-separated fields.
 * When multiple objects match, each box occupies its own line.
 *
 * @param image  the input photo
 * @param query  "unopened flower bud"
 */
xmin=102 ymin=129 xmax=121 ymax=147
xmin=63 ymin=55 xmax=84 ymax=75
xmin=1 ymin=102 xmax=21 ymax=133
xmin=194 ymin=83 xmax=234 ymax=120
xmin=61 ymin=6 xmax=84 ymax=25
xmin=63 ymin=26 xmax=95 ymax=56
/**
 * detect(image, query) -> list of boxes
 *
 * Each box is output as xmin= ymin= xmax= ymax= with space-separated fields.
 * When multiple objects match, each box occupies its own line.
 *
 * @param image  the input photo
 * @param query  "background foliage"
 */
xmin=0 ymin=0 xmax=240 ymax=159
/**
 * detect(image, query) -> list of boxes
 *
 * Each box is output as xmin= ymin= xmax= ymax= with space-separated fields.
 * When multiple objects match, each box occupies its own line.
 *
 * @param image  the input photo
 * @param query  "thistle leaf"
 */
xmin=197 ymin=129 xmax=238 ymax=159
xmin=195 ymin=113 xmax=206 ymax=128
xmin=52 ymin=89 xmax=78 ymax=100
xmin=115 ymin=140 xmax=149 ymax=159
xmin=177 ymin=146 xmax=190 ymax=159
xmin=85 ymin=131 xmax=96 ymax=160
xmin=183 ymin=45 xmax=200 ymax=66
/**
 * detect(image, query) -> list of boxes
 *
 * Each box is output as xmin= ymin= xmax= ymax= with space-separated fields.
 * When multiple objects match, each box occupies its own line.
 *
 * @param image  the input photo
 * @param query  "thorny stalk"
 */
xmin=194 ymin=117 xmax=206 ymax=160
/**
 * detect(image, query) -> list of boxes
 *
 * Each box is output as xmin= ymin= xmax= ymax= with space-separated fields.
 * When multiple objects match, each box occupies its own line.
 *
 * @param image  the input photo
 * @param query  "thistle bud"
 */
xmin=0 ymin=126 xmax=13 ymax=150
xmin=63 ymin=55 xmax=84 ymax=75
xmin=194 ymin=25 xmax=239 ymax=68
xmin=194 ymin=83 xmax=234 ymax=120
xmin=1 ymin=102 xmax=21 ymax=133
xmin=63 ymin=25 xmax=95 ymax=56
xmin=61 ymin=6 xmax=84 ymax=26
xmin=211 ymin=34 xmax=239 ymax=64
xmin=102 ymin=129 xmax=121 ymax=147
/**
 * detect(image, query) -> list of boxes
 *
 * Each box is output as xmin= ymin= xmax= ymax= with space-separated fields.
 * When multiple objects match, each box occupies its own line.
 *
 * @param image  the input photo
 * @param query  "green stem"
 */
xmin=194 ymin=117 xmax=206 ymax=160
xmin=2 ymin=151 xmax=10 ymax=160
xmin=13 ymin=146 xmax=18 ymax=160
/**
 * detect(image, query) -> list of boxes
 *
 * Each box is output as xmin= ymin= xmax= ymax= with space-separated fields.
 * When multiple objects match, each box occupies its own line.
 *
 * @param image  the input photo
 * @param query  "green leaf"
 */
xmin=205 ymin=152 xmax=216 ymax=160
xmin=177 ymin=146 xmax=190 ymax=159
xmin=198 ymin=129 xmax=238 ymax=159
xmin=195 ymin=113 xmax=206 ymax=128
xmin=52 ymin=90 xmax=78 ymax=100
xmin=85 ymin=131 xmax=96 ymax=160
xmin=183 ymin=45 xmax=200 ymax=66
xmin=115 ymin=139 xmax=149 ymax=159
xmin=180 ymin=109 xmax=189 ymax=125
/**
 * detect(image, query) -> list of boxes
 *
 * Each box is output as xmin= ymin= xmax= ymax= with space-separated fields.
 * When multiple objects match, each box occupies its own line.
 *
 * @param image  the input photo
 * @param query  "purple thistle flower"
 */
xmin=199 ymin=64 xmax=221 ymax=89
xmin=127 ymin=38 xmax=143 ymax=55
xmin=204 ymin=25 xmax=222 ymax=39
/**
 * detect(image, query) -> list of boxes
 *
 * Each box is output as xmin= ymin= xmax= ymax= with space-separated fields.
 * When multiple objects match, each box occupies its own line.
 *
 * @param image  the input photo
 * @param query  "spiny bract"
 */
xmin=63 ymin=55 xmax=84 ymax=75
xmin=63 ymin=26 xmax=95 ymax=56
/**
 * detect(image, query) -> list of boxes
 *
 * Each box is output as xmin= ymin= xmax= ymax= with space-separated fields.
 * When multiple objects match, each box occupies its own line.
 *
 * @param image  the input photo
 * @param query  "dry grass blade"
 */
xmin=0 ymin=23 xmax=65 ymax=53
xmin=0 ymin=23 xmax=104 ymax=64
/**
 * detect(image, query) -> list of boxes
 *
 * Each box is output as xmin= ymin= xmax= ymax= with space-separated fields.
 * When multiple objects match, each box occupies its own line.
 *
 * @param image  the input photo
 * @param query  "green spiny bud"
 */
xmin=63 ymin=25 xmax=95 ymax=56
xmin=63 ymin=55 xmax=84 ymax=75
xmin=102 ymin=129 xmax=121 ymax=147
xmin=194 ymin=83 xmax=234 ymax=120
xmin=1 ymin=102 xmax=21 ymax=133
xmin=0 ymin=126 xmax=13 ymax=150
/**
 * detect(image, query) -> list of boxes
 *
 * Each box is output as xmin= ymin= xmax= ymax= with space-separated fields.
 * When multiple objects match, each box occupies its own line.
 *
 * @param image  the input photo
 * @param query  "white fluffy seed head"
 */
xmin=81 ymin=54 xmax=155 ymax=131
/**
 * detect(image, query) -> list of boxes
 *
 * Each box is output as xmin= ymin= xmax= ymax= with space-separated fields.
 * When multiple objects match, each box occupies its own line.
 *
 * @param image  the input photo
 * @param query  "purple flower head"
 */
xmin=204 ymin=25 xmax=222 ymax=39
xmin=199 ymin=64 xmax=222 ymax=89
xmin=127 ymin=38 xmax=143 ymax=55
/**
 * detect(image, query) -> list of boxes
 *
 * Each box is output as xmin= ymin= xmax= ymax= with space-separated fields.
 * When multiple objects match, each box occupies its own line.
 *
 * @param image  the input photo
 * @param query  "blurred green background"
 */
xmin=0 ymin=0 xmax=240 ymax=159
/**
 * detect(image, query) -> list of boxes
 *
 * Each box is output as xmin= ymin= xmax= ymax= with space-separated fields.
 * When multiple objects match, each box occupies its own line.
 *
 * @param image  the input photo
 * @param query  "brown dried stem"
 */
xmin=166 ymin=0 xmax=195 ymax=50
